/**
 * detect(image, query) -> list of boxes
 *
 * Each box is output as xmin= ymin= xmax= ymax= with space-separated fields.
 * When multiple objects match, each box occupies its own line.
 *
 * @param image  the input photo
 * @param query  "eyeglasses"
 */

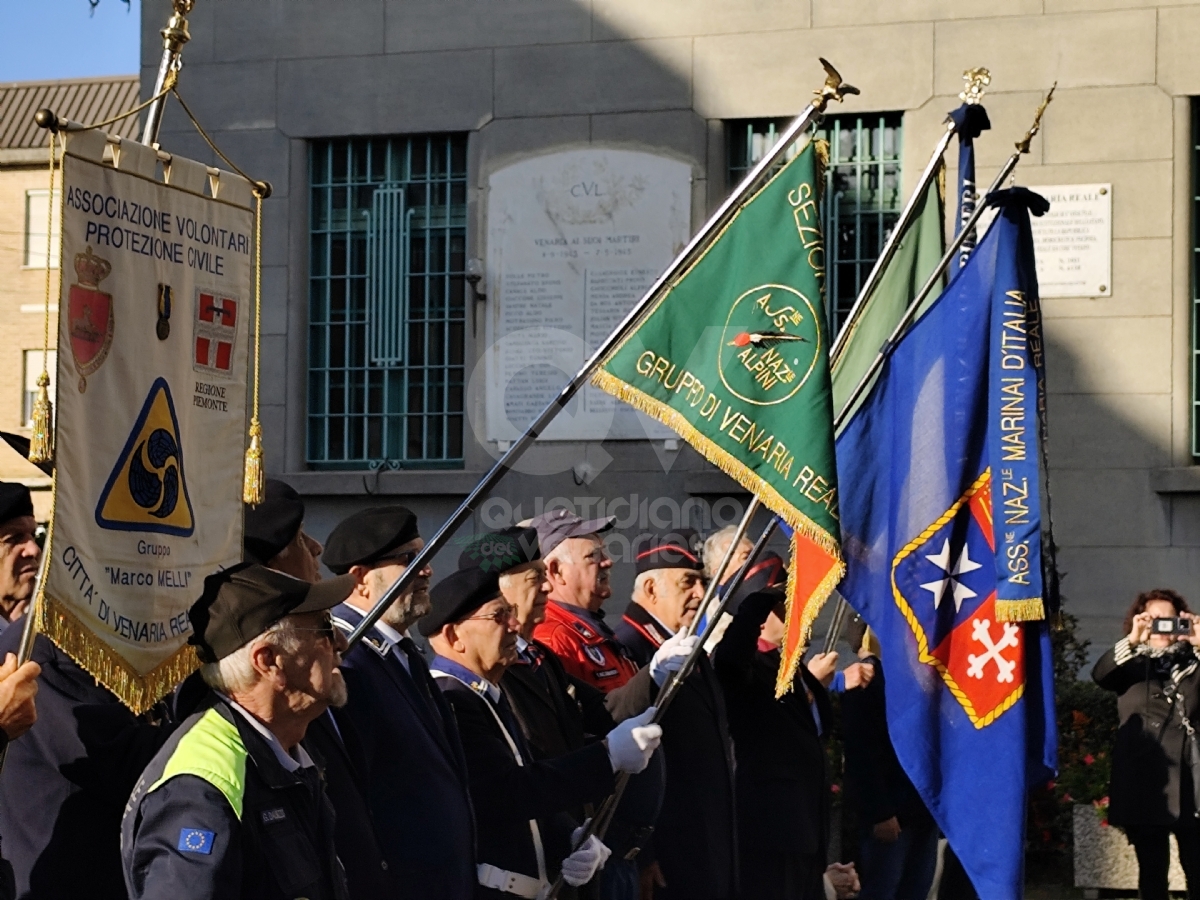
xmin=292 ymin=611 xmax=337 ymax=642
xmin=464 ymin=603 xmax=516 ymax=625
xmin=377 ymin=549 xmax=420 ymax=567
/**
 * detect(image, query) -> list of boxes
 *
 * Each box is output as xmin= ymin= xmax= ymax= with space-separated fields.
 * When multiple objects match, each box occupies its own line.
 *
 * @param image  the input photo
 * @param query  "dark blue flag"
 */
xmin=951 ymin=103 xmax=991 ymax=268
xmin=835 ymin=190 xmax=1057 ymax=899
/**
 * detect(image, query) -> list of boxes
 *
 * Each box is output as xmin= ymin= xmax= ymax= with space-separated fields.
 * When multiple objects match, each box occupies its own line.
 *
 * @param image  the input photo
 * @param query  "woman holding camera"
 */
xmin=1094 ymin=588 xmax=1200 ymax=899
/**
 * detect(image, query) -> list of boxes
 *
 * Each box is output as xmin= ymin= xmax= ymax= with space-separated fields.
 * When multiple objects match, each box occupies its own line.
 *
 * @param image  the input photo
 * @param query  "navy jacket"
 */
xmin=331 ymin=605 xmax=476 ymax=900
xmin=122 ymin=695 xmax=348 ymax=900
xmin=713 ymin=589 xmax=832 ymax=900
xmin=432 ymin=660 xmax=615 ymax=898
xmin=613 ymin=604 xmax=737 ymax=900
xmin=0 ymin=628 xmax=169 ymax=900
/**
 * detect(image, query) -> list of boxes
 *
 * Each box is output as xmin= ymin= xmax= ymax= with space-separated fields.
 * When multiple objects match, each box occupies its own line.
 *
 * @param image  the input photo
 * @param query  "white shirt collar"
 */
xmin=222 ymin=696 xmax=315 ymax=774
xmin=515 ymin=636 xmax=529 ymax=654
xmin=373 ymin=618 xmax=405 ymax=648
xmin=479 ymin=679 xmax=501 ymax=704
xmin=648 ymin=611 xmax=677 ymax=639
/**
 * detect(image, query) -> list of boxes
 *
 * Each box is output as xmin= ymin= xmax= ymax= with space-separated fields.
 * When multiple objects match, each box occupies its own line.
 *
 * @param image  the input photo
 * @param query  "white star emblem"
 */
xmin=920 ymin=538 xmax=982 ymax=613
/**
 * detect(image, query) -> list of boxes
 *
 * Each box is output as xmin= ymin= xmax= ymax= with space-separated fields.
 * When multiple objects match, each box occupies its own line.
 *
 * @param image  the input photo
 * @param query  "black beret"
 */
xmin=457 ymin=526 xmax=540 ymax=574
xmin=188 ymin=562 xmax=355 ymax=663
xmin=244 ymin=479 xmax=304 ymax=565
xmin=0 ymin=432 xmax=51 ymax=477
xmin=322 ymin=506 xmax=420 ymax=575
xmin=725 ymin=551 xmax=787 ymax=614
xmin=0 ymin=482 xmax=34 ymax=525
xmin=418 ymin=566 xmax=502 ymax=638
xmin=635 ymin=528 xmax=705 ymax=575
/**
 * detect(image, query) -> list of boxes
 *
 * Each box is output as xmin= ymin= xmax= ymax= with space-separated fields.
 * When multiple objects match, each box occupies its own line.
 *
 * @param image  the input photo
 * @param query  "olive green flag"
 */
xmin=593 ymin=141 xmax=842 ymax=696
xmin=830 ymin=168 xmax=946 ymax=418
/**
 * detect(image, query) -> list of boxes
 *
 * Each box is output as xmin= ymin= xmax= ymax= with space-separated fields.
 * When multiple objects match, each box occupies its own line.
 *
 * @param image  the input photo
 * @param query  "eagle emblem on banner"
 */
xmin=68 ymin=245 xmax=115 ymax=393
xmin=890 ymin=470 xmax=1025 ymax=728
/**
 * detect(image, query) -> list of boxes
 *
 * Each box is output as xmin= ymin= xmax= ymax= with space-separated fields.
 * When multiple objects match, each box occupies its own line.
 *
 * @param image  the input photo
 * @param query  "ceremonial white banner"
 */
xmin=42 ymin=131 xmax=253 ymax=711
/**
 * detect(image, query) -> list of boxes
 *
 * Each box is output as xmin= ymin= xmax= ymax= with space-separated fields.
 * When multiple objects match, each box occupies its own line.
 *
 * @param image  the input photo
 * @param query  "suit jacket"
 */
xmin=612 ymin=604 xmax=737 ymax=900
xmin=1093 ymin=639 xmax=1200 ymax=827
xmin=432 ymin=664 xmax=616 ymax=898
xmin=0 ymin=629 xmax=169 ymax=900
xmin=712 ymin=590 xmax=831 ymax=862
xmin=304 ymin=711 xmax=394 ymax=899
xmin=332 ymin=605 xmax=476 ymax=900
xmin=841 ymin=656 xmax=931 ymax=831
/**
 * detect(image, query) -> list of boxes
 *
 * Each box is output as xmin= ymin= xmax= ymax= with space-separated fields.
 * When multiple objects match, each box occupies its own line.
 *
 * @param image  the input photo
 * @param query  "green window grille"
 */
xmin=308 ymin=135 xmax=467 ymax=469
xmin=727 ymin=113 xmax=904 ymax=333
xmin=1193 ymin=102 xmax=1200 ymax=458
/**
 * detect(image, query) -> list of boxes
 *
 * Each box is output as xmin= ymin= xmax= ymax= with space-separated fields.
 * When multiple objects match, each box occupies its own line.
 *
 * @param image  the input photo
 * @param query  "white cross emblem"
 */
xmin=965 ymin=618 xmax=1019 ymax=683
xmin=920 ymin=538 xmax=983 ymax=613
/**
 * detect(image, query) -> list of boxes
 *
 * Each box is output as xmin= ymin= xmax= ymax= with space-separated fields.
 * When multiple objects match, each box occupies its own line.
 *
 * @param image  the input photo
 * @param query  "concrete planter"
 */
xmin=1072 ymin=804 xmax=1185 ymax=891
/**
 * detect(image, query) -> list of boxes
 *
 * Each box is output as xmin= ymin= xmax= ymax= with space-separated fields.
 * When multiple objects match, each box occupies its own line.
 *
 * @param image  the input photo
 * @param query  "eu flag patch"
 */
xmin=177 ymin=828 xmax=215 ymax=855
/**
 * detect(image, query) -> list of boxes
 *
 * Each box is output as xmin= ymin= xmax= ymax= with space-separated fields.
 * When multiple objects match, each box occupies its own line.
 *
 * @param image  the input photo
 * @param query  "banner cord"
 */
xmin=28 ymin=133 xmax=59 ymax=464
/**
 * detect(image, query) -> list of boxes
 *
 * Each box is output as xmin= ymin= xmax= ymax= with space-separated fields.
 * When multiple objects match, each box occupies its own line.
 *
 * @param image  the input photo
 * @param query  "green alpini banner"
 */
xmin=593 ymin=140 xmax=843 ymax=695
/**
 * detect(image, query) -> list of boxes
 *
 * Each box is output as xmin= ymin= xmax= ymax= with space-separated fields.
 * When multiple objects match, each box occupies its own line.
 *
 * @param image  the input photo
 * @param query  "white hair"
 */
xmin=633 ymin=569 xmax=665 ymax=602
xmin=703 ymin=526 xmax=749 ymax=579
xmin=200 ymin=617 xmax=301 ymax=695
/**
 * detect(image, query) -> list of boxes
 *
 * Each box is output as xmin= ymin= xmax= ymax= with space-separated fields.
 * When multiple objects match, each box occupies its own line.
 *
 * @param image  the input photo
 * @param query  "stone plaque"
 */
xmin=484 ymin=148 xmax=690 ymax=441
xmin=1027 ymin=183 xmax=1112 ymax=298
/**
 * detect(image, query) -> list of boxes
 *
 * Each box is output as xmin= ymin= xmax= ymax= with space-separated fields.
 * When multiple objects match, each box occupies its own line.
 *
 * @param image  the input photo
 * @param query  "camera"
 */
xmin=1152 ymin=616 xmax=1193 ymax=635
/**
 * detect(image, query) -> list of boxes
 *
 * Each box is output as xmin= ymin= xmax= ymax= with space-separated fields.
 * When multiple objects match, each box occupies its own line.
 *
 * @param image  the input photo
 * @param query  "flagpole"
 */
xmin=685 ymin=497 xmax=760 ymax=638
xmin=829 ymin=118 xmax=956 ymax=368
xmin=545 ymin=515 xmax=781 ymax=899
xmin=141 ymin=0 xmax=193 ymax=147
xmin=832 ymin=85 xmax=1055 ymax=437
xmin=344 ymin=60 xmax=859 ymax=653
xmin=818 ymin=87 xmax=1055 ymax=648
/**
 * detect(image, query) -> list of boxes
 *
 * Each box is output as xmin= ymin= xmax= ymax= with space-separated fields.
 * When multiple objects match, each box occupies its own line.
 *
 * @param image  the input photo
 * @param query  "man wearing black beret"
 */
xmin=0 ymin=482 xmax=40 ymax=631
xmin=422 ymin=566 xmax=664 ymax=900
xmin=468 ymin=528 xmax=668 ymax=900
xmin=244 ymin=479 xmax=323 ymax=582
xmin=122 ymin=564 xmax=354 ymax=900
xmin=612 ymin=529 xmax=737 ymax=900
xmin=324 ymin=506 xmax=476 ymax=900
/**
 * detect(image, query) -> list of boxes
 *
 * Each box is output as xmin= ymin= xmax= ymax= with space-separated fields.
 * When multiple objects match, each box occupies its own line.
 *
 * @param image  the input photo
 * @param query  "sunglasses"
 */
xmin=292 ymin=611 xmax=337 ymax=642
xmin=464 ymin=603 xmax=517 ymax=626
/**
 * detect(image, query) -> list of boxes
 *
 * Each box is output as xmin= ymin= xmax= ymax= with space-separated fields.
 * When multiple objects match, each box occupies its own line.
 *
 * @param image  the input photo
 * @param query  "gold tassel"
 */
xmin=242 ymin=187 xmax=266 ymax=506
xmin=243 ymin=417 xmax=264 ymax=505
xmin=28 ymin=373 xmax=53 ymax=464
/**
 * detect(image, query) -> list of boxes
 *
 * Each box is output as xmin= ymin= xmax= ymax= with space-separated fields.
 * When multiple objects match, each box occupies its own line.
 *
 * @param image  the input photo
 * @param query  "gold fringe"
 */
xmin=28 ymin=373 xmax=54 ymax=463
xmin=38 ymin=593 xmax=199 ymax=714
xmin=243 ymin=417 xmax=265 ymax=505
xmin=591 ymin=370 xmax=842 ymax=560
xmin=995 ymin=597 xmax=1045 ymax=622
xmin=775 ymin=546 xmax=845 ymax=698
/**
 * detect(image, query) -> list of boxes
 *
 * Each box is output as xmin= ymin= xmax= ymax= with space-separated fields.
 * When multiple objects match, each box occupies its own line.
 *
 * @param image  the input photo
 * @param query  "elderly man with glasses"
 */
xmin=422 ymin=565 xmax=662 ymax=900
xmin=323 ymin=505 xmax=476 ymax=900
xmin=122 ymin=564 xmax=355 ymax=900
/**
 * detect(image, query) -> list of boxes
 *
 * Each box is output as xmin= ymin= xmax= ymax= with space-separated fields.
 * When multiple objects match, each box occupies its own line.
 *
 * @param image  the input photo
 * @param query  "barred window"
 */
xmin=726 ymin=113 xmax=904 ymax=333
xmin=308 ymin=136 xmax=467 ymax=469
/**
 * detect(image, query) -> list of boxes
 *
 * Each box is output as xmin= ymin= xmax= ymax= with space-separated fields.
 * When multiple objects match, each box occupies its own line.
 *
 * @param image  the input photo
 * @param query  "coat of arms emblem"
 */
xmin=68 ymin=246 xmax=115 ymax=393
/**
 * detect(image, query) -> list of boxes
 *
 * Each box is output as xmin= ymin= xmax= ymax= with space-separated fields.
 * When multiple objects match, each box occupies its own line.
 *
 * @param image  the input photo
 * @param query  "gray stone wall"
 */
xmin=141 ymin=0 xmax=1200 ymax=644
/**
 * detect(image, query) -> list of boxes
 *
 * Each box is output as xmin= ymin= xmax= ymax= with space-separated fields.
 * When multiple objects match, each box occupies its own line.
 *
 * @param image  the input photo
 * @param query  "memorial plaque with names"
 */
xmin=484 ymin=149 xmax=691 ymax=441
xmin=976 ymin=183 xmax=1111 ymax=298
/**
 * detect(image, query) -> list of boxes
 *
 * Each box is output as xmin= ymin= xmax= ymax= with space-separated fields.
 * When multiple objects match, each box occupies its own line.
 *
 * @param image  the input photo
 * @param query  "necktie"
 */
xmin=398 ymin=637 xmax=443 ymax=723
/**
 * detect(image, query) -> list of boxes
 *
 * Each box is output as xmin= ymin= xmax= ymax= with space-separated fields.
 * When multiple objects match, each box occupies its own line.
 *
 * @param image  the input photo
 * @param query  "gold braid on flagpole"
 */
xmin=243 ymin=190 xmax=266 ymax=504
xmin=28 ymin=133 xmax=58 ymax=464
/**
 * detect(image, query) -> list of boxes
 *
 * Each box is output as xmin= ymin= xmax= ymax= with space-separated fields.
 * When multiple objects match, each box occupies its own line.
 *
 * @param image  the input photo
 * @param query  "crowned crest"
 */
xmin=67 ymin=245 xmax=115 ymax=392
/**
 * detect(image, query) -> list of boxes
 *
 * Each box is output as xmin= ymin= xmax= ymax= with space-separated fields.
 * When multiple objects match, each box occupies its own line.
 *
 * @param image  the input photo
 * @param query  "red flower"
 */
xmin=830 ymin=784 xmax=841 ymax=794
xmin=1084 ymin=754 xmax=1096 ymax=765
xmin=1046 ymin=780 xmax=1056 ymax=790
xmin=1100 ymin=820 xmax=1109 ymax=828
xmin=1062 ymin=793 xmax=1073 ymax=803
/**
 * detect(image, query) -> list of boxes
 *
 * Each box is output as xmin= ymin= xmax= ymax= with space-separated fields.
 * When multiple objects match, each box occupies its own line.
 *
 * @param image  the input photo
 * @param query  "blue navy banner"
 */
xmin=835 ymin=189 xmax=1057 ymax=899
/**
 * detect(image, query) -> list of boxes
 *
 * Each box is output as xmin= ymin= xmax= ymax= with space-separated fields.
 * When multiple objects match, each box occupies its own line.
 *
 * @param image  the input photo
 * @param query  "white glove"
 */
xmin=561 ymin=825 xmax=612 ymax=886
xmin=604 ymin=707 xmax=662 ymax=773
xmin=648 ymin=632 xmax=699 ymax=687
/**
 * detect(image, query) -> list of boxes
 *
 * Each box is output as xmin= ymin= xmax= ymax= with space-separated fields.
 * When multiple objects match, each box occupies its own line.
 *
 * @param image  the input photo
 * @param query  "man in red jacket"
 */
xmin=528 ymin=509 xmax=639 ymax=693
